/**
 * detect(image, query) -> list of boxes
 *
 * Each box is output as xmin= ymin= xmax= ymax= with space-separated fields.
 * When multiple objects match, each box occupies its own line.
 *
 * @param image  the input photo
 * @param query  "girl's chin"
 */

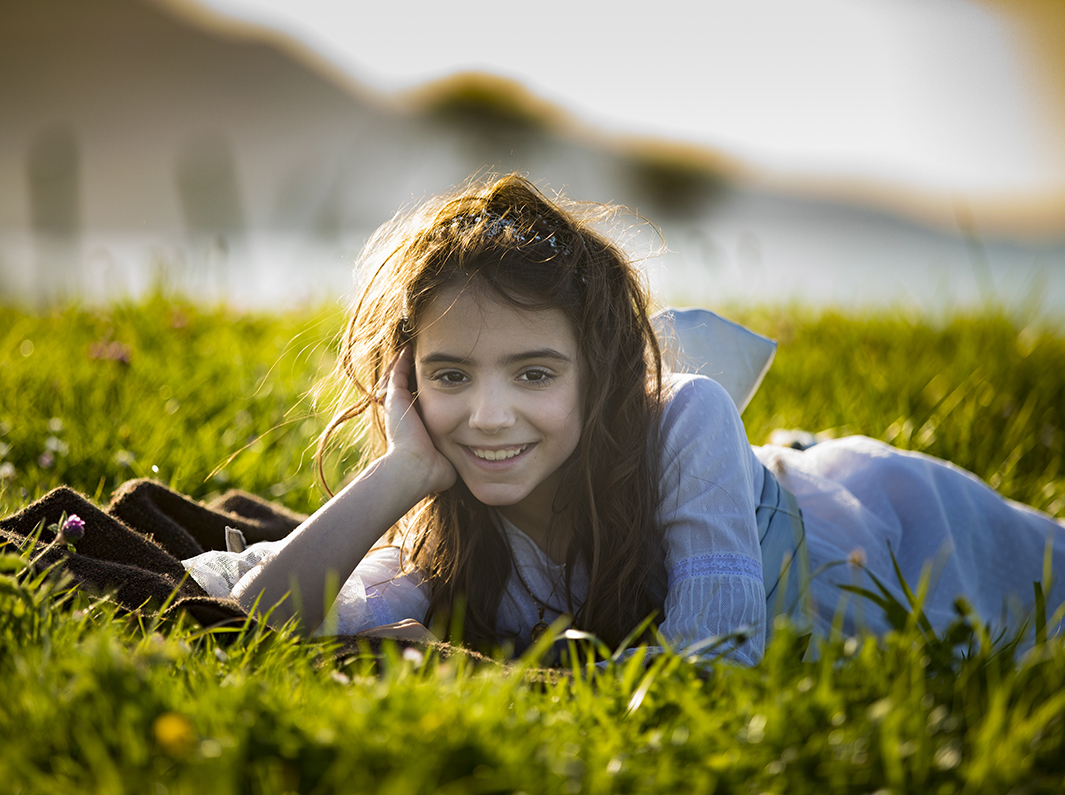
xmin=461 ymin=481 xmax=531 ymax=508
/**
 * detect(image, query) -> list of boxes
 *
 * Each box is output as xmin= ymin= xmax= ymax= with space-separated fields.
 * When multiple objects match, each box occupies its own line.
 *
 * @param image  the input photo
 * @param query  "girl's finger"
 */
xmin=374 ymin=347 xmax=409 ymax=404
xmin=387 ymin=346 xmax=413 ymax=391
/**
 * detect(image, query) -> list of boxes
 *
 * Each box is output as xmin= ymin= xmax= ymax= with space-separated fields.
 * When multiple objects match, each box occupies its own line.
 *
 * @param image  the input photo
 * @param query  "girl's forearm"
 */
xmin=231 ymin=452 xmax=431 ymax=633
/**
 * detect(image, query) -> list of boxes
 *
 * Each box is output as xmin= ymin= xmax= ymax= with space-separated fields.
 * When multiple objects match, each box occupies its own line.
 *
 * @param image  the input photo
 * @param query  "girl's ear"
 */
xmin=393 ymin=319 xmax=417 ymax=394
xmin=398 ymin=317 xmax=414 ymax=345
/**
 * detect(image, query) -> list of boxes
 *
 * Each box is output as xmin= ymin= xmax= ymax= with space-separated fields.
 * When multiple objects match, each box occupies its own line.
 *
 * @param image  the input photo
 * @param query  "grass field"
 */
xmin=2 ymin=295 xmax=1065 ymax=793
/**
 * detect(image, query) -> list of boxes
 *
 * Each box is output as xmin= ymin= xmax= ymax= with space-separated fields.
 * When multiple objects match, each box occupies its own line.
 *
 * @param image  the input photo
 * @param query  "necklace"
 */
xmin=515 ymin=561 xmax=567 ymax=642
xmin=502 ymin=525 xmax=569 ymax=642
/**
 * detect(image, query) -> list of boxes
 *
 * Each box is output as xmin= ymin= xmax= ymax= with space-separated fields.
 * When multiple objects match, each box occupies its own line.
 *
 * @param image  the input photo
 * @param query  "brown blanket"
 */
xmin=0 ymin=480 xmax=560 ymax=674
xmin=0 ymin=479 xmax=302 ymax=629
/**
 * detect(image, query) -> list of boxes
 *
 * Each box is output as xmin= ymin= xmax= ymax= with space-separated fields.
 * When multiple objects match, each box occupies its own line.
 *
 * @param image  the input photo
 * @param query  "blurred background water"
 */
xmin=1 ymin=0 xmax=1063 ymax=319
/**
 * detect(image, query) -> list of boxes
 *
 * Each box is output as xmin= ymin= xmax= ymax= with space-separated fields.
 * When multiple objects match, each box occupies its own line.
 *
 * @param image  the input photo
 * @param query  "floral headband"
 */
xmin=450 ymin=210 xmax=574 ymax=257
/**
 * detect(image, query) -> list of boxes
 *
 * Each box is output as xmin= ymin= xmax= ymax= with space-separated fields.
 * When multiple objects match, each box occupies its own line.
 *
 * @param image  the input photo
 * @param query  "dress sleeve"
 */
xmin=182 ymin=541 xmax=431 ymax=637
xmin=656 ymin=375 xmax=767 ymax=666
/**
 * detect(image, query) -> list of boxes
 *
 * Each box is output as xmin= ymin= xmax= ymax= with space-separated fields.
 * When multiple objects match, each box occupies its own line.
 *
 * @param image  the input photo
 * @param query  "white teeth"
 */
xmin=471 ymin=446 xmax=527 ymax=461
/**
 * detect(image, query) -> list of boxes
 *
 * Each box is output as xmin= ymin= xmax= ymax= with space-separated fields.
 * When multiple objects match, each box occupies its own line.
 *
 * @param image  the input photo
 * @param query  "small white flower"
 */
xmin=45 ymin=436 xmax=69 ymax=455
xmin=402 ymin=647 xmax=425 ymax=667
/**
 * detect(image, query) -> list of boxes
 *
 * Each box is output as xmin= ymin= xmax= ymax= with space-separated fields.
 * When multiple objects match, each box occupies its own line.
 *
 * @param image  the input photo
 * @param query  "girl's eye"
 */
xmin=519 ymin=369 xmax=553 ymax=385
xmin=432 ymin=370 xmax=468 ymax=385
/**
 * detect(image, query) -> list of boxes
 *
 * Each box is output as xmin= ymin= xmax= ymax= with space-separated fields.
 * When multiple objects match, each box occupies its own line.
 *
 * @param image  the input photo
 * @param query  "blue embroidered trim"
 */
xmin=669 ymin=553 xmax=763 ymax=588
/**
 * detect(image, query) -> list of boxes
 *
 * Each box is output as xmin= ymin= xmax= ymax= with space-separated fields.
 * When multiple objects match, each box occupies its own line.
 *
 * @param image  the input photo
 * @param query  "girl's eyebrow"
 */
xmin=419 ymin=348 xmax=573 ymax=366
xmin=502 ymin=348 xmax=572 ymax=365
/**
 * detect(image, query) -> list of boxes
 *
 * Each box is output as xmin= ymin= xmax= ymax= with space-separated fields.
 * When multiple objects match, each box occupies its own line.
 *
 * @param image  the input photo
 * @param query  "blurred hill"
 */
xmin=1 ymin=0 xmax=1062 ymax=313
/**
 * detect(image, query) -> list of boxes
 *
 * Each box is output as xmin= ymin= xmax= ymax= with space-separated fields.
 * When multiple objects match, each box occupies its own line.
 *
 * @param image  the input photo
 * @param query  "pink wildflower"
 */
xmin=58 ymin=514 xmax=85 ymax=544
xmin=88 ymin=340 xmax=132 ymax=365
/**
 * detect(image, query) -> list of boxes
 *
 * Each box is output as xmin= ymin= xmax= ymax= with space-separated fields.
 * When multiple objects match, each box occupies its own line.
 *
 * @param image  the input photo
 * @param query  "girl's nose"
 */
xmin=468 ymin=383 xmax=516 ymax=433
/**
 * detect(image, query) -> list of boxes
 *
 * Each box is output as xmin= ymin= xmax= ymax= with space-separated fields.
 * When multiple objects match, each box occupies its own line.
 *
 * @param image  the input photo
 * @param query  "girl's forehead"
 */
xmin=415 ymin=287 xmax=577 ymax=353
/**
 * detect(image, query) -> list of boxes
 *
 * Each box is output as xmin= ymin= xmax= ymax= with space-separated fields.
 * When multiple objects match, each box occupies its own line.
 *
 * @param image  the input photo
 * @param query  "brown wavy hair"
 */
xmin=316 ymin=174 xmax=665 ymax=649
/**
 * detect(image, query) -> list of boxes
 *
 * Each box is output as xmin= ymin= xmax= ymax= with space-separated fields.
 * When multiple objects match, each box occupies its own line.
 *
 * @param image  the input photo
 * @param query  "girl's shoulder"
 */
xmin=661 ymin=372 xmax=743 ymax=430
xmin=658 ymin=372 xmax=752 ymax=468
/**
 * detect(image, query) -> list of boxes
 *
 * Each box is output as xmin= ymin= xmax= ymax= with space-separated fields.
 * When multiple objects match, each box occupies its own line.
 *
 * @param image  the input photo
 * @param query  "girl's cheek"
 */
xmin=416 ymin=393 xmax=453 ymax=439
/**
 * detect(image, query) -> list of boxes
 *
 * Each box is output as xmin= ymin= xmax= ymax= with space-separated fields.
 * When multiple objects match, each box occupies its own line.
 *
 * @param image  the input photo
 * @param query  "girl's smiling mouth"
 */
xmin=464 ymin=444 xmax=532 ymax=463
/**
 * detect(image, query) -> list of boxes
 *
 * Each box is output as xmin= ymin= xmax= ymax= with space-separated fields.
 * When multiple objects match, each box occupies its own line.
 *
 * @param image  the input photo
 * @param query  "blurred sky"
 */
xmin=193 ymin=0 xmax=1065 ymax=202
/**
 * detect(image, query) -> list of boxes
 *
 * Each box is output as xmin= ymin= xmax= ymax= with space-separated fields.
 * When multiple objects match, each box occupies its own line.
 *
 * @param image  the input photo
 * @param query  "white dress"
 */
xmin=183 ymin=374 xmax=1065 ymax=665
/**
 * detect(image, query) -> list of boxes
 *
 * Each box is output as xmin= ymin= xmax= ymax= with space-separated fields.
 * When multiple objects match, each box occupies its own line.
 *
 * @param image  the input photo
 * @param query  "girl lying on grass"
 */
xmin=184 ymin=173 xmax=1065 ymax=664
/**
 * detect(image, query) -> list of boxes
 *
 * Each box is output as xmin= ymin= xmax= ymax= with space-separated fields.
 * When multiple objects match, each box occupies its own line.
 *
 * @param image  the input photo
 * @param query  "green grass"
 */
xmin=0 ymin=294 xmax=344 ymax=515
xmin=2 ymin=296 xmax=1065 ymax=794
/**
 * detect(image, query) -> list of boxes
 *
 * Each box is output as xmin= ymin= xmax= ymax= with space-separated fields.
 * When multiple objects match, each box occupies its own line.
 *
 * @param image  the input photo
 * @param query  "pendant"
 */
xmin=531 ymin=621 xmax=550 ymax=643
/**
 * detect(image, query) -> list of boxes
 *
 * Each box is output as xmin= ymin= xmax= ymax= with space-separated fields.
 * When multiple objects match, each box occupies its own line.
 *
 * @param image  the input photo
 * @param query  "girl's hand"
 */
xmin=381 ymin=346 xmax=457 ymax=494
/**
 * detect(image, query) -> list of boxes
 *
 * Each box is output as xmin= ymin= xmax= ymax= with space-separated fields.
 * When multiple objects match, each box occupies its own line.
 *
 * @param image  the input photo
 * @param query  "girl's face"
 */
xmin=414 ymin=286 xmax=583 ymax=536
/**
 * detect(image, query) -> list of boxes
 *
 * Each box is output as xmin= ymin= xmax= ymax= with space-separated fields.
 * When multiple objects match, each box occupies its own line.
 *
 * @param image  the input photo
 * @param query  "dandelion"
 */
xmin=57 ymin=514 xmax=85 ymax=544
xmin=847 ymin=547 xmax=867 ymax=567
xmin=152 ymin=712 xmax=197 ymax=757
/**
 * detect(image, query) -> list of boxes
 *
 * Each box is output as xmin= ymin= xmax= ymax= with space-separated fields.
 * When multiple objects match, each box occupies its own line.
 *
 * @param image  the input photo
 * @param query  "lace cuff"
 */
xmin=659 ymin=572 xmax=766 ymax=666
xmin=181 ymin=541 xmax=373 ymax=636
xmin=182 ymin=540 xmax=283 ymax=598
